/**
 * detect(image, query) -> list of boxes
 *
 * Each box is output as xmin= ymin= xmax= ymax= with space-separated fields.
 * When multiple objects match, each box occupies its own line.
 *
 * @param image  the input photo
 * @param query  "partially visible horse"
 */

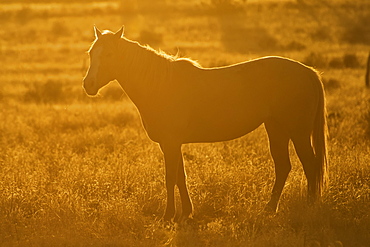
xmin=366 ymin=51 xmax=370 ymax=87
xmin=83 ymin=26 xmax=328 ymax=221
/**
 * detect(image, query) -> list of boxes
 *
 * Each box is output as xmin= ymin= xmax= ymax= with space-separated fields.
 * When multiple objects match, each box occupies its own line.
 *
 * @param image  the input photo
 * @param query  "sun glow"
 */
xmin=0 ymin=0 xmax=369 ymax=246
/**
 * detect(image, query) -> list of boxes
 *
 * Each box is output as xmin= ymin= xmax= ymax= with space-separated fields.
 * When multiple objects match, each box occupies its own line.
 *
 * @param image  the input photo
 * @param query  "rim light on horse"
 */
xmin=83 ymin=27 xmax=328 ymax=221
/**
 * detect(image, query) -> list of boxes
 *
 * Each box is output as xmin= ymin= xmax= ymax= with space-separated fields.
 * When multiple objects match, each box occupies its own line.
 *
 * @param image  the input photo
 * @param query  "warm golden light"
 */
xmin=0 ymin=0 xmax=369 ymax=246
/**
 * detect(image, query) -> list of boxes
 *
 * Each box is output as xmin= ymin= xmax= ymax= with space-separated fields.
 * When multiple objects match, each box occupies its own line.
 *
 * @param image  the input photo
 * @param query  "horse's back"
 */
xmin=195 ymin=56 xmax=321 ymax=119
xmin=169 ymin=56 xmax=323 ymax=143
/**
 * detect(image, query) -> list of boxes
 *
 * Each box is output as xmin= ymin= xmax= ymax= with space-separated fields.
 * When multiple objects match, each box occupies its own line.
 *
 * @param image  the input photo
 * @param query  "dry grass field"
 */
xmin=0 ymin=0 xmax=369 ymax=246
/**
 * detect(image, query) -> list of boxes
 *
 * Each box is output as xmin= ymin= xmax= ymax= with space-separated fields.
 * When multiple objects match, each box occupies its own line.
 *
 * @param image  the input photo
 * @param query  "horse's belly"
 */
xmin=184 ymin=108 xmax=266 ymax=143
xmin=184 ymin=124 xmax=263 ymax=143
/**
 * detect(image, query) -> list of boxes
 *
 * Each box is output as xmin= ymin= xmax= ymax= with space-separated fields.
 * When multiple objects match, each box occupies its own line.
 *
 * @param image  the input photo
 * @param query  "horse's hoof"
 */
xmin=264 ymin=203 xmax=278 ymax=213
xmin=163 ymin=210 xmax=176 ymax=222
xmin=176 ymin=216 xmax=197 ymax=230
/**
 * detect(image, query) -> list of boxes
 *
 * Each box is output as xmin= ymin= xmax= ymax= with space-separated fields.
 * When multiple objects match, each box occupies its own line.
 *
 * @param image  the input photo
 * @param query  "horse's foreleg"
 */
xmin=160 ymin=142 xmax=182 ymax=221
xmin=177 ymin=156 xmax=193 ymax=221
xmin=264 ymin=121 xmax=291 ymax=212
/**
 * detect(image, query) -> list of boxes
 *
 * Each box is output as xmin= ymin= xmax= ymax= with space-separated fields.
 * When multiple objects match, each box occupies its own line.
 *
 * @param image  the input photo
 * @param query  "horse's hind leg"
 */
xmin=264 ymin=121 xmax=291 ymax=212
xmin=291 ymin=134 xmax=318 ymax=204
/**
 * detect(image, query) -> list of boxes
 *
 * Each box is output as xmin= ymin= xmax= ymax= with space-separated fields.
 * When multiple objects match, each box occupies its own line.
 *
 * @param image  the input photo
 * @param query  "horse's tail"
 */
xmin=311 ymin=73 xmax=328 ymax=198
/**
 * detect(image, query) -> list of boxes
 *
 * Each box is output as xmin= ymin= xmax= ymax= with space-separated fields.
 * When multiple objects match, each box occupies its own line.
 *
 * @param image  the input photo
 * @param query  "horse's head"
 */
xmin=83 ymin=26 xmax=124 ymax=96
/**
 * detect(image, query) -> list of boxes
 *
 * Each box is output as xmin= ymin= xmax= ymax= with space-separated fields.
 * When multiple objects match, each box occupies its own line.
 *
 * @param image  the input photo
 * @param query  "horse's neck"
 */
xmin=115 ymin=40 xmax=170 ymax=108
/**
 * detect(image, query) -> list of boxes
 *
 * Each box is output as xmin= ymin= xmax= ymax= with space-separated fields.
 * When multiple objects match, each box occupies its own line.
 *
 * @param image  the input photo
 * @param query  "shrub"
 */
xmin=328 ymin=57 xmax=344 ymax=69
xmin=341 ymin=13 xmax=370 ymax=45
xmin=14 ymin=6 xmax=33 ymax=24
xmin=51 ymin=20 xmax=69 ymax=38
xmin=328 ymin=53 xmax=361 ymax=69
xmin=322 ymin=78 xmax=340 ymax=92
xmin=311 ymin=26 xmax=332 ymax=42
xmin=24 ymin=80 xmax=65 ymax=104
xmin=303 ymin=52 xmax=328 ymax=68
xmin=284 ymin=41 xmax=306 ymax=51
xmin=210 ymin=0 xmax=243 ymax=15
xmin=219 ymin=25 xmax=279 ymax=53
xmin=343 ymin=53 xmax=360 ymax=68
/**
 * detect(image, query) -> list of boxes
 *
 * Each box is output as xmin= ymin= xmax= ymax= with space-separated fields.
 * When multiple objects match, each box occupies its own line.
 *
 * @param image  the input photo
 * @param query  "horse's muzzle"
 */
xmin=83 ymin=78 xmax=99 ymax=96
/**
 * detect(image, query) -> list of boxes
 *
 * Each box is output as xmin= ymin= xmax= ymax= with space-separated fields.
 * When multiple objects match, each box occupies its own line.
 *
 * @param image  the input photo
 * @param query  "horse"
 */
xmin=83 ymin=26 xmax=328 ymax=221
xmin=366 ymin=51 xmax=370 ymax=87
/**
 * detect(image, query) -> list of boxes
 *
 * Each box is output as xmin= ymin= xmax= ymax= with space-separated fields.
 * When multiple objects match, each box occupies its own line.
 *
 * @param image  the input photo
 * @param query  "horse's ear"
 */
xmin=114 ymin=26 xmax=124 ymax=39
xmin=94 ymin=26 xmax=102 ymax=39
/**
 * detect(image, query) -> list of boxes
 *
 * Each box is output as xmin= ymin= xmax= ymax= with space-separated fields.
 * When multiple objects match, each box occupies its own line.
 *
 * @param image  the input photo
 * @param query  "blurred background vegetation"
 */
xmin=0 ymin=0 xmax=369 ymax=103
xmin=0 ymin=0 xmax=369 ymax=246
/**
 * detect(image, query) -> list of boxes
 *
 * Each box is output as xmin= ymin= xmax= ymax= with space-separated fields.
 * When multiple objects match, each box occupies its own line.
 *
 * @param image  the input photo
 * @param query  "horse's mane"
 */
xmin=92 ymin=30 xmax=201 ymax=68
xmin=141 ymin=43 xmax=202 ymax=68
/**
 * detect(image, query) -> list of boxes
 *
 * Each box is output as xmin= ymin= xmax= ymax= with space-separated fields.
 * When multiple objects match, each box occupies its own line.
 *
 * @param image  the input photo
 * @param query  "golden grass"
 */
xmin=0 ymin=0 xmax=369 ymax=246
